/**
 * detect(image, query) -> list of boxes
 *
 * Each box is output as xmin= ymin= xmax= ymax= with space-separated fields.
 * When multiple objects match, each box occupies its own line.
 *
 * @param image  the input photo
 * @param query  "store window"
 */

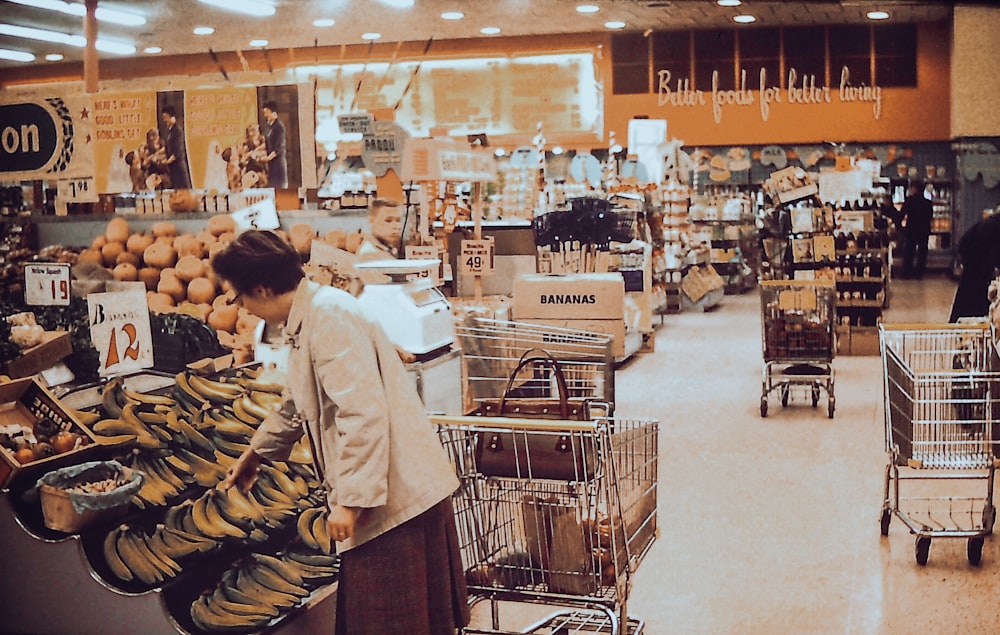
xmin=652 ymin=31 xmax=692 ymax=83
xmin=738 ymin=27 xmax=781 ymax=89
xmin=612 ymin=32 xmax=651 ymax=95
xmin=694 ymin=29 xmax=735 ymax=92
xmin=783 ymin=26 xmax=826 ymax=86
xmin=874 ymin=24 xmax=917 ymax=87
xmin=829 ymin=24 xmax=873 ymax=86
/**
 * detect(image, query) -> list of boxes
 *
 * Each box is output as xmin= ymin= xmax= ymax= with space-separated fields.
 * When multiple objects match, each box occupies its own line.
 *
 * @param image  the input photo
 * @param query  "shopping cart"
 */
xmin=454 ymin=317 xmax=616 ymax=415
xmin=879 ymin=323 xmax=1000 ymax=565
xmin=759 ymin=280 xmax=836 ymax=418
xmin=433 ymin=414 xmax=658 ymax=635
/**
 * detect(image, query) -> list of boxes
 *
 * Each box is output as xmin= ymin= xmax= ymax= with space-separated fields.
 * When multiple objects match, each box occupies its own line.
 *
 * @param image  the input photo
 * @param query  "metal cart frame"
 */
xmin=879 ymin=323 xmax=1000 ymax=565
xmin=433 ymin=414 xmax=658 ymax=635
xmin=759 ymin=280 xmax=836 ymax=418
xmin=454 ymin=317 xmax=616 ymax=415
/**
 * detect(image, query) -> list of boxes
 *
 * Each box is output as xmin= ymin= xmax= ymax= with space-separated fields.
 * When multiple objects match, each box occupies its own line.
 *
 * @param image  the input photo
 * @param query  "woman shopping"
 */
xmin=215 ymin=230 xmax=469 ymax=635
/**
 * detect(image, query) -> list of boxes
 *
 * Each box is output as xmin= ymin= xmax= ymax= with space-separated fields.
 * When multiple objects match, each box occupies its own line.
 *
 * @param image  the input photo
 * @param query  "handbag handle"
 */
xmin=497 ymin=348 xmax=572 ymax=419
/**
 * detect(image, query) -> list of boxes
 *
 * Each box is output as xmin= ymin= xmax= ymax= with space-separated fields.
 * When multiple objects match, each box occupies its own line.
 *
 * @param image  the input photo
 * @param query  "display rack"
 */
xmin=832 ymin=209 xmax=891 ymax=355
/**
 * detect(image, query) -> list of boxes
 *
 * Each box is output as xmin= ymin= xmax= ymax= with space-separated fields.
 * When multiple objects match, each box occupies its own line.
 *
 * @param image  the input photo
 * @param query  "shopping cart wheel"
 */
xmin=760 ymin=398 xmax=768 ymax=418
xmin=915 ymin=537 xmax=931 ymax=565
xmin=983 ymin=505 xmax=997 ymax=534
xmin=780 ymin=386 xmax=789 ymax=407
xmin=968 ymin=537 xmax=985 ymax=566
xmin=880 ymin=508 xmax=891 ymax=536
xmin=827 ymin=397 xmax=835 ymax=419
xmin=811 ymin=386 xmax=820 ymax=407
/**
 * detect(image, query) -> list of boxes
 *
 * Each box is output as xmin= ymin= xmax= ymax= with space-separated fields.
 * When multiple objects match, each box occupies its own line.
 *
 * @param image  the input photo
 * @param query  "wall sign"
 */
xmin=0 ymin=101 xmax=64 ymax=174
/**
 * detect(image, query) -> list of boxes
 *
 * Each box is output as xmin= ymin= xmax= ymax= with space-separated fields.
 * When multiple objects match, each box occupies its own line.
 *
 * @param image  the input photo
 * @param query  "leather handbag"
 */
xmin=474 ymin=349 xmax=597 ymax=480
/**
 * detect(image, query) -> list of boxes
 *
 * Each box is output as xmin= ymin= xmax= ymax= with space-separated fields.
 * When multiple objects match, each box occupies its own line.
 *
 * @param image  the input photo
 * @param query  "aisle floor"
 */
xmin=471 ymin=275 xmax=1000 ymax=634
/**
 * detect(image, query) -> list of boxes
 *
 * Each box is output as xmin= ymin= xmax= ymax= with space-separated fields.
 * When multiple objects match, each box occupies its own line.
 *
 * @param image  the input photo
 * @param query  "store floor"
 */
xmin=470 ymin=274 xmax=1000 ymax=634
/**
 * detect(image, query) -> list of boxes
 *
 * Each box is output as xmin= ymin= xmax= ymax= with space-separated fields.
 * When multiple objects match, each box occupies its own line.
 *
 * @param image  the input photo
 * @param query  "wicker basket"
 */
xmin=37 ymin=461 xmax=142 ymax=533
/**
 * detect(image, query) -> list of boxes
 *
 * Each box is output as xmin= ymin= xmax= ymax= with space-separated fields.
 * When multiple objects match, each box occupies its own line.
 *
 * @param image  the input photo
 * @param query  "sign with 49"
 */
xmin=87 ymin=287 xmax=154 ymax=377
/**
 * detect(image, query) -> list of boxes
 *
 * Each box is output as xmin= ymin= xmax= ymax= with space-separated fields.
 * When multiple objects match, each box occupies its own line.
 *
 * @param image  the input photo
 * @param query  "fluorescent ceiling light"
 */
xmin=314 ymin=18 xmax=336 ymax=27
xmin=441 ymin=11 xmax=464 ymax=20
xmin=250 ymin=39 xmax=268 ymax=47
xmin=0 ymin=23 xmax=85 ymax=46
xmin=197 ymin=0 xmax=275 ymax=17
xmin=867 ymin=10 xmax=890 ymax=20
xmin=7 ymin=0 xmax=146 ymax=26
xmin=144 ymin=46 xmax=162 ymax=54
xmin=604 ymin=21 xmax=626 ymax=29
xmin=480 ymin=26 xmax=501 ymax=35
xmin=576 ymin=4 xmax=600 ymax=13
xmin=95 ymin=39 xmax=135 ymax=54
xmin=361 ymin=32 xmax=382 ymax=40
xmin=376 ymin=0 xmax=414 ymax=6
xmin=45 ymin=52 xmax=63 ymax=61
xmin=0 ymin=48 xmax=35 ymax=62
xmin=733 ymin=14 xmax=756 ymax=23
xmin=717 ymin=0 xmax=742 ymax=6
xmin=193 ymin=26 xmax=216 ymax=35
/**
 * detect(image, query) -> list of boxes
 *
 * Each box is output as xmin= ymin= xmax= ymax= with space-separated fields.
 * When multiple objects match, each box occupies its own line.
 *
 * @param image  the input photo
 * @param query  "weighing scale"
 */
xmin=355 ymin=259 xmax=455 ymax=355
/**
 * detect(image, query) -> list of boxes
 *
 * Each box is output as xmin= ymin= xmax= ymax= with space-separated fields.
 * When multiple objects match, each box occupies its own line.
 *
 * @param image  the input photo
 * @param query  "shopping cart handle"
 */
xmin=429 ymin=414 xmax=599 ymax=432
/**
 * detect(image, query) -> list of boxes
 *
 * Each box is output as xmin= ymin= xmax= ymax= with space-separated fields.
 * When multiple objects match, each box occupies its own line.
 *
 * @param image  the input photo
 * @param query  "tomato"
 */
xmin=51 ymin=431 xmax=80 ymax=455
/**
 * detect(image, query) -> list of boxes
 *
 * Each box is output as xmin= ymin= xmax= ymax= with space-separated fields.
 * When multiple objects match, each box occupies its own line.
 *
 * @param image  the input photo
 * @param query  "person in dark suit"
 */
xmin=899 ymin=182 xmax=934 ymax=278
xmin=161 ymin=105 xmax=192 ymax=189
xmin=262 ymin=101 xmax=288 ymax=189
xmin=950 ymin=209 xmax=1000 ymax=322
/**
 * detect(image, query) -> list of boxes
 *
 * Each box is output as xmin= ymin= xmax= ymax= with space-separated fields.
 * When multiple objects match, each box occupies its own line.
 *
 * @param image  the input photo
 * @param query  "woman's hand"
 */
xmin=221 ymin=447 xmax=263 ymax=493
xmin=326 ymin=505 xmax=361 ymax=544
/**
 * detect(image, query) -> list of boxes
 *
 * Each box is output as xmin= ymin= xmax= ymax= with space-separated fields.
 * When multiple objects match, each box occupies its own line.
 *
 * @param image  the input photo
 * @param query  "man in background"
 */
xmin=899 ymin=182 xmax=933 ymax=279
xmin=262 ymin=101 xmax=288 ymax=189
xmin=161 ymin=105 xmax=192 ymax=189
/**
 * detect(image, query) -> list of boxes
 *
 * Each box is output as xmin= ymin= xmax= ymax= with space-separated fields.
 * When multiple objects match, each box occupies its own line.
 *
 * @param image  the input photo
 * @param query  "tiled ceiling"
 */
xmin=0 ymin=0 xmax=960 ymax=71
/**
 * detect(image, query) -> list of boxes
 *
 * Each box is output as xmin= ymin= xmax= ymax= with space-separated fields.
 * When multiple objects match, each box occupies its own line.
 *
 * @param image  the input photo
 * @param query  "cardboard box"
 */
xmin=849 ymin=326 xmax=880 ymax=356
xmin=0 ymin=377 xmax=98 ymax=487
xmin=4 ymin=330 xmax=72 ymax=379
xmin=513 ymin=273 xmax=625 ymax=320
xmin=515 ymin=318 xmax=626 ymax=357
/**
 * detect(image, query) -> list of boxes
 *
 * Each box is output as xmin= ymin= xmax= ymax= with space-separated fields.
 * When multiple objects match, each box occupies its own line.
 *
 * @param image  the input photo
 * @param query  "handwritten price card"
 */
xmin=232 ymin=197 xmax=280 ymax=232
xmin=405 ymin=245 xmax=443 ymax=285
xmin=24 ymin=263 xmax=71 ymax=306
xmin=87 ymin=287 xmax=154 ymax=377
xmin=459 ymin=239 xmax=495 ymax=275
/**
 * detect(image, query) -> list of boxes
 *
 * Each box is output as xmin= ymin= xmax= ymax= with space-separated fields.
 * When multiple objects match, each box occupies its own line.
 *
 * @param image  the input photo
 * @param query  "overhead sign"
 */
xmin=402 ymin=138 xmax=498 ymax=182
xmin=361 ymin=120 xmax=409 ymax=177
xmin=0 ymin=101 xmax=63 ymax=174
xmin=338 ymin=113 xmax=374 ymax=134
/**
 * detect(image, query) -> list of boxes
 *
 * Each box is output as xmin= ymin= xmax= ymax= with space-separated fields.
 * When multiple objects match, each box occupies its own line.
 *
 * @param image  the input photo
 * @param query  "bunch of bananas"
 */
xmin=295 ymin=506 xmax=332 ymax=555
xmin=103 ymin=523 xmax=218 ymax=585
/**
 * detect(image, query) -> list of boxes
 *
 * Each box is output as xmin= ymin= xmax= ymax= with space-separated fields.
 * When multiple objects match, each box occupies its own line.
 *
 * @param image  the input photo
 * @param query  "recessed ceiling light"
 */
xmin=867 ymin=10 xmax=890 ymax=20
xmin=733 ymin=14 xmax=756 ymax=24
xmin=6 ymin=0 xmax=146 ymax=26
xmin=361 ymin=32 xmax=382 ymax=40
xmin=45 ymin=52 xmax=63 ymax=61
xmin=250 ymin=39 xmax=268 ymax=47
xmin=314 ymin=18 xmax=335 ymax=27
xmin=480 ymin=26 xmax=501 ymax=35
xmin=0 ymin=48 xmax=35 ymax=62
xmin=376 ymin=0 xmax=414 ymax=6
xmin=193 ymin=26 xmax=215 ymax=35
xmin=441 ymin=11 xmax=464 ymax=20
xmin=144 ymin=46 xmax=162 ymax=54
xmin=717 ymin=0 xmax=742 ymax=6
xmin=197 ymin=0 xmax=275 ymax=17
xmin=604 ymin=20 xmax=626 ymax=29
xmin=576 ymin=4 xmax=600 ymax=13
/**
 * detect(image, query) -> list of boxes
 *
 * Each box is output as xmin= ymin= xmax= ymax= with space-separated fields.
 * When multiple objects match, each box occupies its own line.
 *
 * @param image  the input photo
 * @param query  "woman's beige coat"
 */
xmin=249 ymin=280 xmax=459 ymax=551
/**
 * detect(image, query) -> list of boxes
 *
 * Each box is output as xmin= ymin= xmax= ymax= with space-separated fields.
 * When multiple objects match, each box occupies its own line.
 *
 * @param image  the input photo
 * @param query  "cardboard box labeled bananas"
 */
xmin=4 ymin=330 xmax=72 ymax=379
xmin=514 ymin=318 xmax=626 ymax=357
xmin=0 ymin=377 xmax=97 ymax=487
xmin=513 ymin=273 xmax=625 ymax=320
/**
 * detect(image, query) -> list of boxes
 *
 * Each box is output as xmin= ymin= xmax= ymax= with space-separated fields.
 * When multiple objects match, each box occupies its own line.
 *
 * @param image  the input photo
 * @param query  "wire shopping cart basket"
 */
xmin=879 ymin=323 xmax=1000 ymax=565
xmin=454 ymin=317 xmax=616 ymax=415
xmin=759 ymin=279 xmax=837 ymax=418
xmin=433 ymin=414 xmax=658 ymax=635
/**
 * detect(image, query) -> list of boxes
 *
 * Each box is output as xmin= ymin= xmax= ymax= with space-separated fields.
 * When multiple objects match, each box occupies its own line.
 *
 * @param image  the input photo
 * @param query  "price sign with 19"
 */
xmin=87 ymin=288 xmax=154 ymax=377
xmin=24 ymin=263 xmax=71 ymax=306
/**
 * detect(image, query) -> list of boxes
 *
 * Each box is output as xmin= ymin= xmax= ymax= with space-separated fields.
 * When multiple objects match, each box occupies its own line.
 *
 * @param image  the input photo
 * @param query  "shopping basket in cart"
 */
xmin=759 ymin=280 xmax=836 ymax=418
xmin=879 ymin=323 xmax=1000 ymax=565
xmin=433 ymin=414 xmax=658 ymax=635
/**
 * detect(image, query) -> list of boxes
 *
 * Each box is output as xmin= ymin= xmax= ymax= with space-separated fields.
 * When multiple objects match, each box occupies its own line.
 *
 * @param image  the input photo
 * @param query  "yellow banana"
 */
xmin=235 ymin=566 xmax=300 ymax=608
xmin=116 ymin=529 xmax=164 ymax=585
xmin=247 ymin=556 xmax=309 ymax=598
xmin=92 ymin=416 xmax=164 ymax=450
xmin=102 ymin=526 xmax=133 ymax=582
xmin=121 ymin=384 xmax=175 ymax=408
xmin=210 ymin=413 xmax=258 ymax=442
xmin=208 ymin=588 xmax=279 ymax=620
xmin=71 ymin=408 xmax=101 ymax=426
xmin=238 ymin=394 xmax=272 ymax=421
xmin=213 ymin=435 xmax=251 ymax=459
xmin=140 ymin=531 xmax=182 ymax=577
xmin=174 ymin=447 xmax=227 ymax=487
xmin=187 ymin=373 xmax=244 ymax=404
xmin=168 ymin=410 xmax=216 ymax=457
xmin=310 ymin=509 xmax=332 ymax=555
xmin=100 ymin=377 xmax=126 ymax=418
xmin=285 ymin=549 xmax=340 ymax=568
xmin=204 ymin=490 xmax=248 ymax=539
xmin=156 ymin=524 xmax=218 ymax=558
xmin=173 ymin=372 xmax=210 ymax=410
xmin=296 ymin=507 xmax=322 ymax=550
xmin=191 ymin=593 xmax=264 ymax=631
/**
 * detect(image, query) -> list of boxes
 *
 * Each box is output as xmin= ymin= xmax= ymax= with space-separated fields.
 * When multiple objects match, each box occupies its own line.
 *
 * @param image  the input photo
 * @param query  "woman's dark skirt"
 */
xmin=335 ymin=497 xmax=470 ymax=635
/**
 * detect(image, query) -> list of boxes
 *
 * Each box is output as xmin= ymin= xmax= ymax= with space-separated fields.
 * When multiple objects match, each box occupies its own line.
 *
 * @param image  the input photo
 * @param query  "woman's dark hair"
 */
xmin=211 ymin=230 xmax=304 ymax=295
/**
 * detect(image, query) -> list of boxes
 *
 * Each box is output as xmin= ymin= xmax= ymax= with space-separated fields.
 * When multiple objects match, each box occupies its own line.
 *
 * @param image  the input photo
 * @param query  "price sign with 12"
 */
xmin=87 ymin=286 xmax=154 ymax=377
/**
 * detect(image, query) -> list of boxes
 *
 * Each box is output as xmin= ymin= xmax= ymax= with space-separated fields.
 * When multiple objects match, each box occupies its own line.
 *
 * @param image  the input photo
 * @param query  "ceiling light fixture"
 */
xmin=250 ymin=39 xmax=269 ymax=47
xmin=197 ymin=0 xmax=276 ymax=17
xmin=94 ymin=39 xmax=136 ymax=54
xmin=441 ymin=11 xmax=465 ymax=20
xmin=193 ymin=26 xmax=216 ymax=36
xmin=45 ymin=52 xmax=63 ymax=61
xmin=361 ymin=32 xmax=382 ymax=40
xmin=0 ymin=48 xmax=35 ymax=62
xmin=376 ymin=0 xmax=415 ymax=6
xmin=0 ymin=23 xmax=85 ymax=47
xmin=604 ymin=21 xmax=626 ymax=29
xmin=480 ymin=26 xmax=501 ymax=35
xmin=867 ymin=10 xmax=890 ymax=20
xmin=314 ymin=18 xmax=336 ymax=27
xmin=733 ymin=14 xmax=756 ymax=24
xmin=576 ymin=4 xmax=600 ymax=13
xmin=7 ymin=0 xmax=146 ymax=26
xmin=717 ymin=0 xmax=742 ymax=6
xmin=144 ymin=46 xmax=162 ymax=54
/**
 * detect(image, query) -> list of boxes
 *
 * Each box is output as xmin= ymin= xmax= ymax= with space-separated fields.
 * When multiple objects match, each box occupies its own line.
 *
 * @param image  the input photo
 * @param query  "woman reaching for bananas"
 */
xmin=215 ymin=230 xmax=468 ymax=635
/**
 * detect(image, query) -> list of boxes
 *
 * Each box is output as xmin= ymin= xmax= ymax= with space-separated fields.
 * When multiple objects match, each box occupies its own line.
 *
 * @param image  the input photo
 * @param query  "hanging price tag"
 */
xmin=405 ymin=245 xmax=442 ymax=285
xmin=24 ymin=263 xmax=71 ymax=306
xmin=231 ymin=197 xmax=280 ymax=232
xmin=87 ymin=288 xmax=154 ymax=377
xmin=460 ymin=239 xmax=495 ymax=275
xmin=57 ymin=177 xmax=99 ymax=203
